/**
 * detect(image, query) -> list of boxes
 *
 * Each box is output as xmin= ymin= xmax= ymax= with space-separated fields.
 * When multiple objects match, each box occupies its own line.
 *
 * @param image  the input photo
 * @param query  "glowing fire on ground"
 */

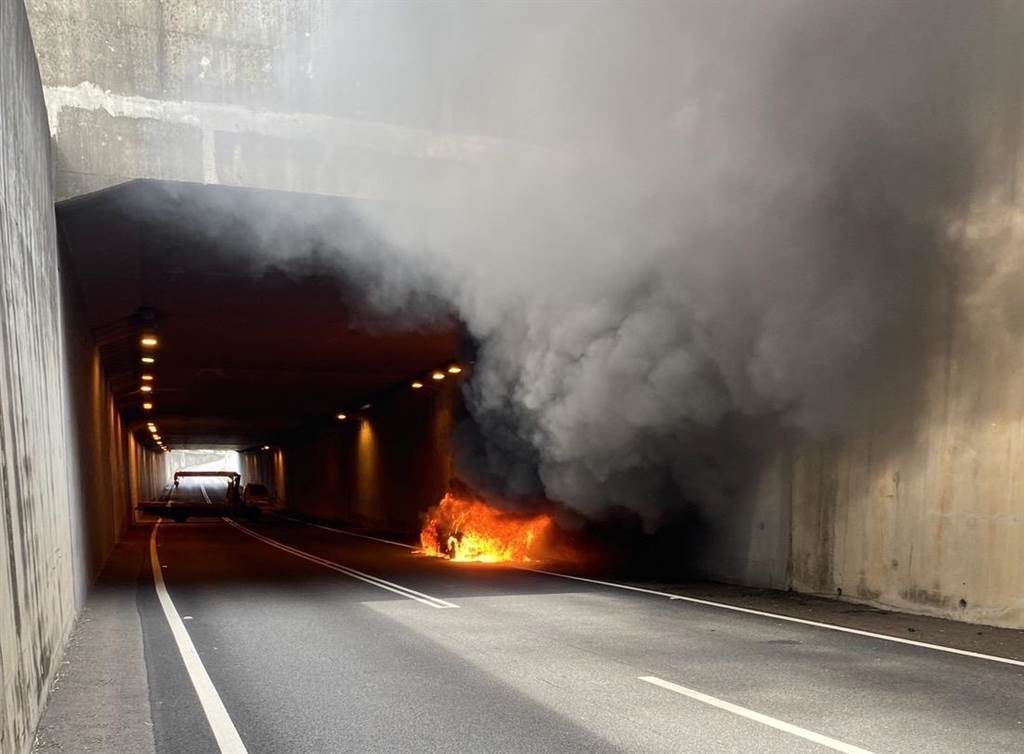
xmin=419 ymin=491 xmax=553 ymax=564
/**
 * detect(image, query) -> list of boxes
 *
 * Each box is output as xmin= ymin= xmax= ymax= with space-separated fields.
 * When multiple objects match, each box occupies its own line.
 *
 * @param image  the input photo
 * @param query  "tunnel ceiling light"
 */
xmin=431 ymin=371 xmax=445 ymax=381
xmin=411 ymin=381 xmax=423 ymax=389
xmin=140 ymin=335 xmax=159 ymax=347
xmin=360 ymin=403 xmax=371 ymax=410
xmin=447 ymin=365 xmax=462 ymax=374
xmin=152 ymin=434 xmax=161 ymax=440
xmin=141 ymin=356 xmax=155 ymax=364
xmin=140 ymin=385 xmax=153 ymax=393
xmin=142 ymin=402 xmax=153 ymax=410
xmin=141 ymin=374 xmax=154 ymax=381
xmin=261 ymin=445 xmax=270 ymax=450
xmin=336 ymin=413 xmax=347 ymax=421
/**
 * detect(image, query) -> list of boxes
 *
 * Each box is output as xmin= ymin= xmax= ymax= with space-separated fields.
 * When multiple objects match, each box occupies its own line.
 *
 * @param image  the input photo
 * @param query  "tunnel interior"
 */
xmin=57 ymin=179 xmax=467 ymax=540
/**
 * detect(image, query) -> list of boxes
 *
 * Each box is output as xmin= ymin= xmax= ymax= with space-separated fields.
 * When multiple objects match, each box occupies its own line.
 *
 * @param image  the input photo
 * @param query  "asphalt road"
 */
xmin=143 ymin=486 xmax=1024 ymax=753
xmin=167 ymin=475 xmax=233 ymax=506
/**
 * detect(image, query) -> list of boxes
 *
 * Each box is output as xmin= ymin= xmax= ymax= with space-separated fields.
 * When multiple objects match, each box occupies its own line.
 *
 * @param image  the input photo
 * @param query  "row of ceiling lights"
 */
xmin=258 ymin=364 xmax=464 ymax=451
xmin=140 ymin=345 xmax=465 ymax=453
xmin=140 ymin=334 xmax=166 ymax=452
xmin=332 ymin=364 xmax=463 ymax=423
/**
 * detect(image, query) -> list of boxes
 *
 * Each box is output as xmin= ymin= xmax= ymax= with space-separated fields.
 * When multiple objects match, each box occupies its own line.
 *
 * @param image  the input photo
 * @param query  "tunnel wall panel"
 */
xmin=0 ymin=4 xmax=77 ymax=752
xmin=789 ymin=296 xmax=1024 ymax=629
xmin=242 ymin=383 xmax=457 ymax=537
xmin=787 ymin=115 xmax=1024 ymax=628
xmin=0 ymin=7 xmax=170 ymax=750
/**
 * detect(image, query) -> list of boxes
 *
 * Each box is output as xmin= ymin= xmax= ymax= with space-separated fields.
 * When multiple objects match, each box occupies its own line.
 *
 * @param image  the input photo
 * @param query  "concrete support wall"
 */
xmin=60 ymin=245 xmax=171 ymax=598
xmin=789 ymin=277 xmax=1024 ymax=628
xmin=0 ymin=4 xmax=77 ymax=751
xmin=25 ymin=0 xmax=525 ymax=203
xmin=242 ymin=382 xmax=457 ymax=536
xmin=786 ymin=109 xmax=1024 ymax=627
xmin=1 ymin=6 xmax=169 ymax=750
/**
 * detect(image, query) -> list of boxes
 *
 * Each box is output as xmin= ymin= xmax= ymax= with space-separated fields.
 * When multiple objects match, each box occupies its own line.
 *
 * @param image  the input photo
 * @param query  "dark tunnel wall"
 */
xmin=241 ymin=377 xmax=460 ymax=537
xmin=60 ymin=250 xmax=171 ymax=598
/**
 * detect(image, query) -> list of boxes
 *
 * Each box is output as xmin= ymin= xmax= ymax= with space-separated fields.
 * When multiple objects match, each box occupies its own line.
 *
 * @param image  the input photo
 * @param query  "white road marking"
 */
xmin=524 ymin=569 xmax=1024 ymax=669
xmin=272 ymin=519 xmax=1024 ymax=668
xmin=640 ymin=676 xmax=875 ymax=754
xmin=149 ymin=522 xmax=247 ymax=754
xmin=279 ymin=514 xmax=414 ymax=549
xmin=199 ymin=482 xmax=211 ymax=504
xmin=224 ymin=519 xmax=458 ymax=609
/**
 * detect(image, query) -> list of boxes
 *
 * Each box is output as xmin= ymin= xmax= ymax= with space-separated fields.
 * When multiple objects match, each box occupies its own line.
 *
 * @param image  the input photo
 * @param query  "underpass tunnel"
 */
xmin=59 ymin=178 xmax=468 ymax=562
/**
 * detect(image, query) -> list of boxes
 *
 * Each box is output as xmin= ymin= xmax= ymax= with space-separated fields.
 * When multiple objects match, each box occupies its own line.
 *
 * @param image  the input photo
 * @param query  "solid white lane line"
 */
xmin=525 ymin=569 xmax=1024 ymax=669
xmin=279 ymin=515 xmax=414 ymax=549
xmin=640 ymin=676 xmax=875 ymax=754
xmin=149 ymin=522 xmax=248 ymax=754
xmin=224 ymin=519 xmax=458 ymax=609
xmin=199 ymin=482 xmax=211 ymax=504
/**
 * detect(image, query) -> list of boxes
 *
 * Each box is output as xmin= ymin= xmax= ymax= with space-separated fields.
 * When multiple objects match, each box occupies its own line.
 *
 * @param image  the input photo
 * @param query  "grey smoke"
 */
xmin=343 ymin=1 xmax=1022 ymax=518
xmin=151 ymin=2 xmax=1024 ymax=522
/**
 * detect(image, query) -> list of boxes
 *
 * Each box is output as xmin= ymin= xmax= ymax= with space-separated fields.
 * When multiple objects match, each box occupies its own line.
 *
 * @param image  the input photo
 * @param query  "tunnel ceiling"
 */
xmin=57 ymin=180 xmax=462 ymax=450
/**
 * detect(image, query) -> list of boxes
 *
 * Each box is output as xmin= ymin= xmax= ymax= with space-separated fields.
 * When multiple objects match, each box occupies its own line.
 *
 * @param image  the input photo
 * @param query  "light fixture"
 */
xmin=431 ymin=371 xmax=445 ymax=381
xmin=411 ymin=381 xmax=423 ymax=389
xmin=140 ymin=385 xmax=152 ymax=393
xmin=140 ymin=335 xmax=158 ymax=347
xmin=447 ymin=365 xmax=462 ymax=374
xmin=141 ymin=374 xmax=154 ymax=381
xmin=143 ymin=402 xmax=153 ymax=410
xmin=336 ymin=413 xmax=347 ymax=421
xmin=361 ymin=403 xmax=371 ymax=410
xmin=147 ymin=423 xmax=157 ymax=430
xmin=261 ymin=445 xmax=270 ymax=451
xmin=141 ymin=356 xmax=155 ymax=364
xmin=152 ymin=434 xmax=161 ymax=441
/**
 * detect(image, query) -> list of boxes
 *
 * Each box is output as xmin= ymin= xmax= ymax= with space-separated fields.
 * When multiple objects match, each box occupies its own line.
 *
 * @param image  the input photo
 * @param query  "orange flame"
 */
xmin=419 ymin=491 xmax=553 ymax=563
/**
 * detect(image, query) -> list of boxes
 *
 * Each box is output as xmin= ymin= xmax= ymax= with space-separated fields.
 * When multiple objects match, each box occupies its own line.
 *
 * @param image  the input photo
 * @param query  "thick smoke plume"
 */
xmin=156 ymin=2 xmax=1024 ymax=527
xmin=339 ymin=1 xmax=1023 ymax=520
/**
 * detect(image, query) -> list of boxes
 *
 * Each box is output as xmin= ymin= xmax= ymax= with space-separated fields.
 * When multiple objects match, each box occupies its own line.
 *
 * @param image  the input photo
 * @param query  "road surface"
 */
xmin=141 ymin=481 xmax=1023 ymax=753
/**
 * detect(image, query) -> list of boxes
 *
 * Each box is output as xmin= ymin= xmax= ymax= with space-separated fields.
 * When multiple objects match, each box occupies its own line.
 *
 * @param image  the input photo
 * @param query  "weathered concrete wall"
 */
xmin=789 ymin=287 xmax=1024 ymax=627
xmin=1 ymin=6 xmax=171 ymax=750
xmin=242 ymin=381 xmax=457 ymax=536
xmin=701 ymin=442 xmax=793 ymax=592
xmin=25 ymin=0 xmax=523 ymax=202
xmin=787 ymin=108 xmax=1024 ymax=628
xmin=0 ymin=4 xmax=77 ymax=751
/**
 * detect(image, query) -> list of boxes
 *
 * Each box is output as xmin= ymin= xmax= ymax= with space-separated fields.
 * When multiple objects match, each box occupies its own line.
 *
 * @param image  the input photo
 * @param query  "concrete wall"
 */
xmin=25 ymin=0 xmax=526 ymax=202
xmin=242 ymin=380 xmax=458 ymax=536
xmin=61 ymin=240 xmax=173 ymax=596
xmin=789 ymin=260 xmax=1024 ymax=628
xmin=0 ymin=4 xmax=78 ymax=751
xmin=1 ymin=5 xmax=169 ymax=750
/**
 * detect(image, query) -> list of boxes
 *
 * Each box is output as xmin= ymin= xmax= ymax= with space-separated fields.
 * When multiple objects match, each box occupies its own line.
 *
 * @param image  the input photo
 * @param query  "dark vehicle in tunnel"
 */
xmin=138 ymin=470 xmax=242 ymax=523
xmin=241 ymin=483 xmax=273 ymax=516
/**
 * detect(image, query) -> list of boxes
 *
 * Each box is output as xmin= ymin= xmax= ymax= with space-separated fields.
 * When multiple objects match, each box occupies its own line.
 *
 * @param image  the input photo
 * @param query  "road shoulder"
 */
xmin=32 ymin=526 xmax=157 ymax=753
xmin=624 ymin=580 xmax=1024 ymax=662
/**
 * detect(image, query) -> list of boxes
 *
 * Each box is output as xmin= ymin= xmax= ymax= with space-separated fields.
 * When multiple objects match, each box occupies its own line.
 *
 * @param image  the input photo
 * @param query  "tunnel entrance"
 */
xmin=59 ymin=179 xmax=467 ymax=536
